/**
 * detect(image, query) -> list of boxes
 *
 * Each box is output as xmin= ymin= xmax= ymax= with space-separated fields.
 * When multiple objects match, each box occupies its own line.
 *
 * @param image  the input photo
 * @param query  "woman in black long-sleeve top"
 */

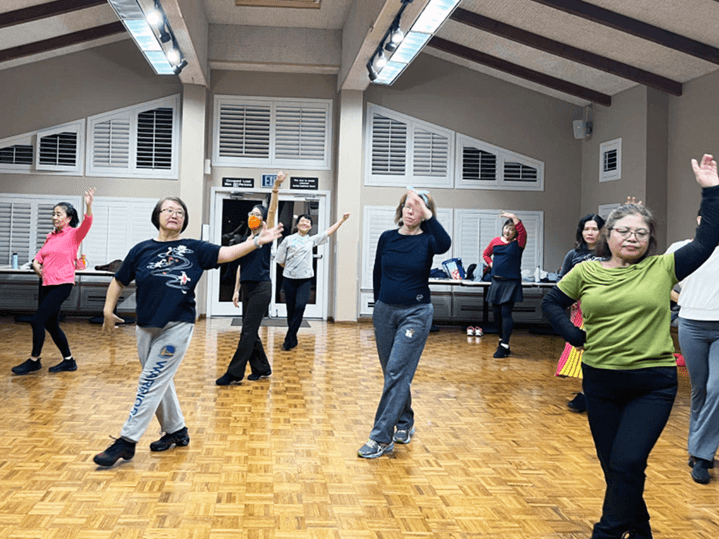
xmin=542 ymin=154 xmax=719 ymax=539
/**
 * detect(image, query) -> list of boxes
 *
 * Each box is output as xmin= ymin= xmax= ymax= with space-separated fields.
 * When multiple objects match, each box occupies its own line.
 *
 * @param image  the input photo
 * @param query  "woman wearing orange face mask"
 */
xmin=12 ymin=188 xmax=95 ymax=376
xmin=216 ymin=173 xmax=286 ymax=385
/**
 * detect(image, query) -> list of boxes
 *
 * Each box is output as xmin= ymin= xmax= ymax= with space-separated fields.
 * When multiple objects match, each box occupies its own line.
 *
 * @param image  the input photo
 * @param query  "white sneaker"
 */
xmin=475 ymin=327 xmax=483 ymax=337
xmin=466 ymin=326 xmax=475 ymax=336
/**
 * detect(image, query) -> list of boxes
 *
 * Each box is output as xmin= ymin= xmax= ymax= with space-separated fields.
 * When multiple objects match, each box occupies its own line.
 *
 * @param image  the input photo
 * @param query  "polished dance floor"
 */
xmin=0 ymin=316 xmax=716 ymax=539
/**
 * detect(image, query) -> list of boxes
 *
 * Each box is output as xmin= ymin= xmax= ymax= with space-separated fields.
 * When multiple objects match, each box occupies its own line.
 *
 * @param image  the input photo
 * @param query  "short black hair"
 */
xmin=151 ymin=197 xmax=189 ymax=232
xmin=54 ymin=202 xmax=79 ymax=228
xmin=575 ymin=214 xmax=606 ymax=250
xmin=296 ymin=213 xmax=313 ymax=226
xmin=252 ymin=204 xmax=268 ymax=222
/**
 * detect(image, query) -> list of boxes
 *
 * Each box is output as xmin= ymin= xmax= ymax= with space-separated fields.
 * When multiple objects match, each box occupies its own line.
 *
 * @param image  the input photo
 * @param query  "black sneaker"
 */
xmin=49 ymin=358 xmax=77 ymax=373
xmin=247 ymin=370 xmax=272 ymax=381
xmin=688 ymin=456 xmax=715 ymax=469
xmin=567 ymin=392 xmax=587 ymax=413
xmin=691 ymin=458 xmax=712 ymax=484
xmin=150 ymin=427 xmax=190 ymax=452
xmin=493 ymin=345 xmax=510 ymax=358
xmin=93 ymin=437 xmax=136 ymax=467
xmin=11 ymin=358 xmax=42 ymax=375
xmin=215 ymin=372 xmax=241 ymax=386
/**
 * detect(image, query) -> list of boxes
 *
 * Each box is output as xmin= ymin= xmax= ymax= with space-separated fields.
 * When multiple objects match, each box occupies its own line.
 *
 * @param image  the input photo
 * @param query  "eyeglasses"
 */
xmin=160 ymin=208 xmax=185 ymax=218
xmin=248 ymin=211 xmax=263 ymax=218
xmin=611 ymin=227 xmax=650 ymax=240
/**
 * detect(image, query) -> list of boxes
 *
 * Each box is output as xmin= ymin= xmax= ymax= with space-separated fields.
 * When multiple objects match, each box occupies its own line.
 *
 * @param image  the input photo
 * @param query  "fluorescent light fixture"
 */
xmin=412 ymin=0 xmax=461 ymax=34
xmin=369 ymin=0 xmax=461 ymax=86
xmin=107 ymin=0 xmax=185 ymax=76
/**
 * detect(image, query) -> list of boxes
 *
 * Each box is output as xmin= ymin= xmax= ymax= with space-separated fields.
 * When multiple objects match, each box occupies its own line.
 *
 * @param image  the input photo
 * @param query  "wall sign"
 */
xmin=290 ymin=176 xmax=319 ymax=190
xmin=223 ymin=177 xmax=254 ymax=188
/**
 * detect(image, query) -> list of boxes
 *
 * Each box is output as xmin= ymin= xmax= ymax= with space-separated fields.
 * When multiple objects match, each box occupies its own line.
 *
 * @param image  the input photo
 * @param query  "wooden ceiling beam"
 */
xmin=0 ymin=0 xmax=108 ymax=30
xmin=428 ymin=36 xmax=611 ymax=106
xmin=529 ymin=0 xmax=719 ymax=65
xmin=0 ymin=22 xmax=125 ymax=64
xmin=451 ymin=8 xmax=682 ymax=96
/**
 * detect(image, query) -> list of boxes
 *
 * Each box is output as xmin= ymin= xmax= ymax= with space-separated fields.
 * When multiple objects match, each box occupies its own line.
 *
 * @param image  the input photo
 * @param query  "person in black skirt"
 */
xmin=482 ymin=212 xmax=526 ymax=358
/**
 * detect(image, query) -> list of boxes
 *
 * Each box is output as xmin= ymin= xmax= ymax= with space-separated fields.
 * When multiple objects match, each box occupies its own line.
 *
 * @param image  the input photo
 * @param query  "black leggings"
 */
xmin=283 ymin=277 xmax=312 ymax=348
xmin=31 ymin=284 xmax=73 ymax=358
xmin=492 ymin=302 xmax=515 ymax=345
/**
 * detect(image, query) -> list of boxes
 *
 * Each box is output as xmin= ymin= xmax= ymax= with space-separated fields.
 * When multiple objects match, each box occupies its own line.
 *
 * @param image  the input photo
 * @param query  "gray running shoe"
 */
xmin=393 ymin=427 xmax=416 ymax=444
xmin=357 ymin=439 xmax=394 ymax=459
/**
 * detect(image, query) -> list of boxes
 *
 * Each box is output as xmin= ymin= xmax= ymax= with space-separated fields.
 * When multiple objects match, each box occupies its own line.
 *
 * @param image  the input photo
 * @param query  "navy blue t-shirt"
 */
xmin=238 ymin=240 xmax=271 ymax=282
xmin=373 ymin=217 xmax=451 ymax=305
xmin=115 ymin=238 xmax=221 ymax=327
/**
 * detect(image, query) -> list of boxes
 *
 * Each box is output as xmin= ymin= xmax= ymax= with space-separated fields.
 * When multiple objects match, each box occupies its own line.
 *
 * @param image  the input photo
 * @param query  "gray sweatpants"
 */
xmin=120 ymin=321 xmax=194 ymax=443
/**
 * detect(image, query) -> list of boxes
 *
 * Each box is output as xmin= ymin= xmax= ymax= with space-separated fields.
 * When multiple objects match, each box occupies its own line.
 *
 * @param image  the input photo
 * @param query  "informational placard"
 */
xmin=290 ymin=176 xmax=318 ymax=190
xmin=261 ymin=174 xmax=277 ymax=188
xmin=222 ymin=177 xmax=254 ymax=188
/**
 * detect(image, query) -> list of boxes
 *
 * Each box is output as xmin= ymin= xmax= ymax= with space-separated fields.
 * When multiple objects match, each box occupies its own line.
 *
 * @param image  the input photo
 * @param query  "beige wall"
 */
xmin=667 ymin=69 xmax=719 ymax=244
xmin=363 ymin=54 xmax=584 ymax=272
xmin=0 ymin=41 xmax=183 ymax=200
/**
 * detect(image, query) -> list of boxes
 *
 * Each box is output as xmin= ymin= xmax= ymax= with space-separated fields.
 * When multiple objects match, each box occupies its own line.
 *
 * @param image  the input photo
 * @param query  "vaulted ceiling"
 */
xmin=2 ymin=0 xmax=719 ymax=107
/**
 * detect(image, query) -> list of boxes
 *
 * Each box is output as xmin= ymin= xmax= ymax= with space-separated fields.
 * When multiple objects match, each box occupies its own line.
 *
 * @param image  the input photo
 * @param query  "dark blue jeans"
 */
xmin=283 ymin=277 xmax=312 ymax=348
xmin=583 ymin=364 xmax=677 ymax=539
xmin=370 ymin=301 xmax=433 ymax=444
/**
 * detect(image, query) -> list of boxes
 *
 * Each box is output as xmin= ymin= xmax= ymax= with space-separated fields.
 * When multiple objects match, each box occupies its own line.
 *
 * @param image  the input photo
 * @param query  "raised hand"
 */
xmin=625 ymin=196 xmax=643 ymax=206
xmin=692 ymin=154 xmax=719 ymax=188
xmin=275 ymin=171 xmax=288 ymax=187
xmin=406 ymin=191 xmax=433 ymax=220
xmin=84 ymin=187 xmax=96 ymax=208
xmin=258 ymin=222 xmax=284 ymax=245
xmin=342 ymin=212 xmax=351 ymax=221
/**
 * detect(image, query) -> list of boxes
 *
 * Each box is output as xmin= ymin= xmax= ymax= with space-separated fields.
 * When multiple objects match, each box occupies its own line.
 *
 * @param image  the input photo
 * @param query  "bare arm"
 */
xmin=266 ymin=172 xmax=287 ymax=227
xmin=217 ymin=223 xmax=284 ymax=264
xmin=102 ymin=278 xmax=125 ymax=332
xmin=31 ymin=259 xmax=43 ymax=278
xmin=326 ymin=213 xmax=350 ymax=237
xmin=232 ymin=264 xmax=242 ymax=308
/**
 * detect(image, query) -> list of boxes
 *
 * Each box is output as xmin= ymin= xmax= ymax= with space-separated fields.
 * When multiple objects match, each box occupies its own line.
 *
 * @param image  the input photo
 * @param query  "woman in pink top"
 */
xmin=12 ymin=188 xmax=95 ymax=376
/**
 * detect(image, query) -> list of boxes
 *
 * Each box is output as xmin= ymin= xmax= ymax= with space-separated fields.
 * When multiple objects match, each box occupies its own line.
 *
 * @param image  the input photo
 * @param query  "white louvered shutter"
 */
xmin=218 ymin=102 xmax=271 ymax=160
xmin=413 ymin=127 xmax=449 ymax=177
xmin=513 ymin=211 xmax=543 ymax=274
xmin=431 ymin=208 xmax=453 ymax=270
xmin=0 ymin=141 xmax=33 ymax=166
xmin=361 ymin=207 xmax=397 ymax=290
xmin=35 ymin=203 xmax=56 ymax=254
xmin=91 ymin=114 xmax=131 ymax=170
xmin=371 ymin=113 xmax=407 ymax=176
xmin=275 ymin=105 xmax=328 ymax=164
xmin=9 ymin=202 xmax=33 ymax=265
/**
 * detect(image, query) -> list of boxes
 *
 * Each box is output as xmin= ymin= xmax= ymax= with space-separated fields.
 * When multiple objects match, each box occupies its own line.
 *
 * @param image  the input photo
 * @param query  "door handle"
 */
xmin=313 ymin=254 xmax=323 ymax=259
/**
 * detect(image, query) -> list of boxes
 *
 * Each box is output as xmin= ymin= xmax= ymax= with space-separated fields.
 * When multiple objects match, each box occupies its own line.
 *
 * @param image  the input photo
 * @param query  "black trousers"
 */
xmin=227 ymin=280 xmax=272 ymax=379
xmin=583 ymin=364 xmax=677 ymax=539
xmin=492 ymin=302 xmax=515 ymax=345
xmin=31 ymin=283 xmax=73 ymax=358
xmin=282 ymin=277 xmax=312 ymax=348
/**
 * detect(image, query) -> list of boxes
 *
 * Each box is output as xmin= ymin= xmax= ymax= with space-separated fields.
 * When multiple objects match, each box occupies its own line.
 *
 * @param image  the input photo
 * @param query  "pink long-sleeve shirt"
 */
xmin=34 ymin=215 xmax=93 ymax=286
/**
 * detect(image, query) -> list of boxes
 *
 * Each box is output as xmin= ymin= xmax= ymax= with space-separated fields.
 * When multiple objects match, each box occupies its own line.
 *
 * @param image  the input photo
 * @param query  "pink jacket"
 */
xmin=34 ymin=215 xmax=93 ymax=286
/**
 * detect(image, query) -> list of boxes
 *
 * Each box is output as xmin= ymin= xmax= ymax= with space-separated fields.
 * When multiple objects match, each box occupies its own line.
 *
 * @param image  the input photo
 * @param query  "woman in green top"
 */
xmin=542 ymin=154 xmax=719 ymax=539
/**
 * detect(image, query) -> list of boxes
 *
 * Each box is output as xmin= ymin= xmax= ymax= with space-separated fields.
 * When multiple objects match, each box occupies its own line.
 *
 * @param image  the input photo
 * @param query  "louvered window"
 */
xmin=213 ymin=96 xmax=332 ymax=170
xmin=218 ymin=103 xmax=271 ymax=159
xmin=413 ymin=128 xmax=448 ymax=177
xmin=35 ymin=121 xmax=84 ymax=175
xmin=92 ymin=117 xmax=130 ymax=169
xmin=137 ymin=107 xmax=173 ymax=170
xmin=366 ymin=104 xmax=453 ymax=188
xmin=275 ymin=106 xmax=327 ymax=161
xmin=599 ymin=138 xmax=621 ymax=182
xmin=0 ymin=194 xmax=82 ymax=266
xmin=0 ymin=144 xmax=33 ymax=165
xmin=87 ymin=95 xmax=179 ymax=179
xmin=456 ymin=133 xmax=543 ymax=191
xmin=371 ymin=113 xmax=407 ymax=175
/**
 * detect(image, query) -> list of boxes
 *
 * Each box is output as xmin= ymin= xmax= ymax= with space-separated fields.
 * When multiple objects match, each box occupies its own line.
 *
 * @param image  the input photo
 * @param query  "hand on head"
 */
xmin=625 ymin=196 xmax=643 ymax=206
xmin=692 ymin=154 xmax=719 ymax=188
xmin=406 ymin=191 xmax=432 ymax=220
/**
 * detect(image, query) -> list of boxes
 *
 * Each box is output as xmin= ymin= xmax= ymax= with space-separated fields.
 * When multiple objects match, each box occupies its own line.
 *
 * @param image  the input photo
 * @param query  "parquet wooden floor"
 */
xmin=0 ymin=316 xmax=717 ymax=539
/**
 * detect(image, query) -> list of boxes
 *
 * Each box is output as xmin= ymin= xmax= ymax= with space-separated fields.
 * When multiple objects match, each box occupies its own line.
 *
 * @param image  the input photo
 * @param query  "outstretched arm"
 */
xmin=326 ymin=213 xmax=350 ymax=237
xmin=217 ymin=223 xmax=284 ymax=264
xmin=266 ymin=172 xmax=287 ymax=227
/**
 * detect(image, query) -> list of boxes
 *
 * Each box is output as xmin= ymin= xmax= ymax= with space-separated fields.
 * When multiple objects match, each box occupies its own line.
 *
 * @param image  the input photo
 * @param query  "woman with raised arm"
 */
xmin=93 ymin=196 xmax=283 ymax=467
xmin=275 ymin=212 xmax=350 ymax=351
xmin=482 ymin=212 xmax=527 ymax=358
xmin=358 ymin=188 xmax=451 ymax=459
xmin=216 ymin=172 xmax=286 ymax=385
xmin=542 ymin=154 xmax=719 ymax=539
xmin=12 ymin=188 xmax=95 ymax=376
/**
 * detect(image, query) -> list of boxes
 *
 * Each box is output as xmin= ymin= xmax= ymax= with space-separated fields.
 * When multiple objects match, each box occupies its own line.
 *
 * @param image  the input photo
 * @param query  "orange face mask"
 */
xmin=248 ymin=215 xmax=262 ymax=229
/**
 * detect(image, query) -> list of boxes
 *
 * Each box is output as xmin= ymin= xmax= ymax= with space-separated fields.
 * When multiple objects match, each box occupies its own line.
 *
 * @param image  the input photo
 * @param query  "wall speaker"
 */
xmin=573 ymin=120 xmax=586 ymax=139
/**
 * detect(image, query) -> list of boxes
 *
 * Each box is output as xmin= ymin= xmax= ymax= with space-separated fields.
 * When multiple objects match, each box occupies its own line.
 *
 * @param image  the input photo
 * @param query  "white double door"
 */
xmin=207 ymin=189 xmax=329 ymax=319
